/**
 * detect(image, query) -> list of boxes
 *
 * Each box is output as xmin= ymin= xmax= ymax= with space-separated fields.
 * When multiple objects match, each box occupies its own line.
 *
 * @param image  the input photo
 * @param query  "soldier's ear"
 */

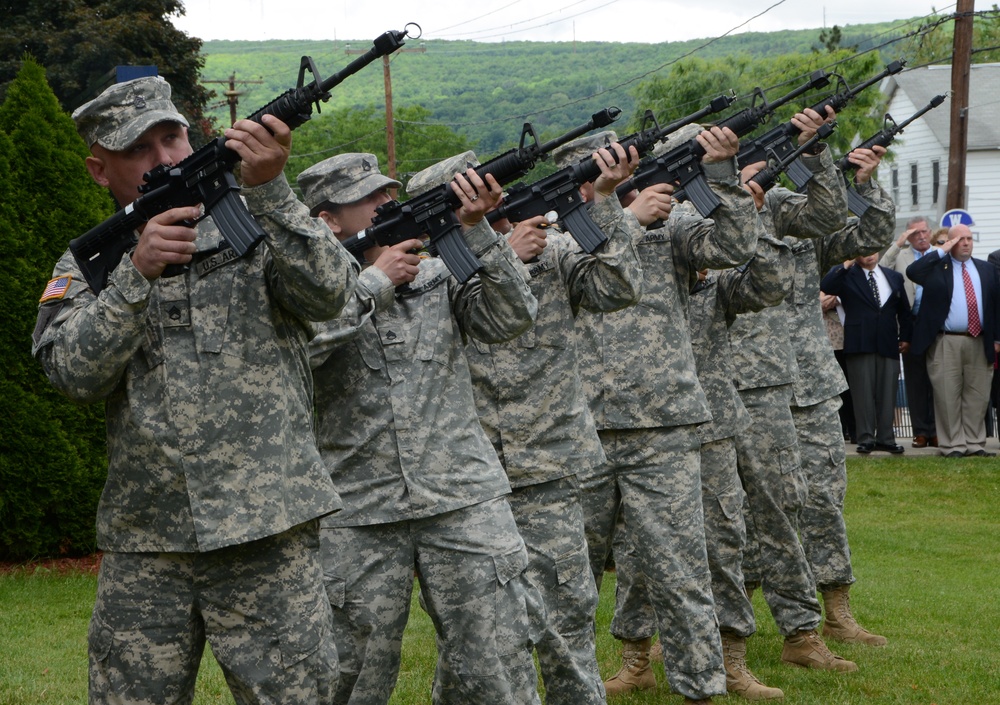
xmin=85 ymin=156 xmax=110 ymax=188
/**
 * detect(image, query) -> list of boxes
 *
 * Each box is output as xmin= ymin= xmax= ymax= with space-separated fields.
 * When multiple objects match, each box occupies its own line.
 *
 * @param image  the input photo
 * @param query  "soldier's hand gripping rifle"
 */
xmin=837 ymin=94 xmax=947 ymax=216
xmin=622 ymin=70 xmax=833 ymax=218
xmin=69 ymin=25 xmax=418 ymax=294
xmin=737 ymin=60 xmax=906 ymax=189
xmin=742 ymin=122 xmax=837 ymax=194
xmin=488 ymin=93 xmax=736 ymax=250
xmin=347 ymin=107 xmax=622 ymax=282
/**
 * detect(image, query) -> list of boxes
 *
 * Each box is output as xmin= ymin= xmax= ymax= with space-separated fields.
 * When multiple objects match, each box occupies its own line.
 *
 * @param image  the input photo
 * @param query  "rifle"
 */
xmin=348 ymin=106 xmax=622 ymax=283
xmin=742 ymin=122 xmax=837 ymax=193
xmin=737 ymin=60 xmax=906 ymax=189
xmin=623 ymin=70 xmax=833 ymax=218
xmin=837 ymin=94 xmax=947 ymax=216
xmin=488 ymin=94 xmax=736 ymax=250
xmin=69 ymin=26 xmax=417 ymax=294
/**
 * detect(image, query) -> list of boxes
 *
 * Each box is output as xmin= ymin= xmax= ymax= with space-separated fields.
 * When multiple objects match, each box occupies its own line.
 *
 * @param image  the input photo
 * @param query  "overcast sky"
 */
xmin=171 ymin=0 xmax=953 ymax=45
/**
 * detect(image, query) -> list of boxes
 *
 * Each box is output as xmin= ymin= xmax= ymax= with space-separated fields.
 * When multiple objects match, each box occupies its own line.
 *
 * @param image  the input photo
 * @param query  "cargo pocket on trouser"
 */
xmin=492 ymin=545 xmax=538 ymax=704
xmin=272 ymin=591 xmax=339 ymax=704
xmin=87 ymin=613 xmax=116 ymax=702
xmin=553 ymin=546 xmax=598 ymax=634
xmin=777 ymin=443 xmax=807 ymax=514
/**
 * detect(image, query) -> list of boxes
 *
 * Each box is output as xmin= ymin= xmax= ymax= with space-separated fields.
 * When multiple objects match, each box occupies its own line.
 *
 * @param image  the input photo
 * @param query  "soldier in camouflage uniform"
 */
xmin=567 ymin=123 xmax=765 ymax=704
xmin=298 ymin=152 xmax=541 ymax=705
xmin=729 ymin=106 xmax=857 ymax=672
xmin=33 ymin=76 xmax=356 ymax=705
xmin=610 ymin=225 xmax=792 ymax=701
xmin=454 ymin=134 xmax=644 ymax=705
xmin=782 ymin=145 xmax=894 ymax=648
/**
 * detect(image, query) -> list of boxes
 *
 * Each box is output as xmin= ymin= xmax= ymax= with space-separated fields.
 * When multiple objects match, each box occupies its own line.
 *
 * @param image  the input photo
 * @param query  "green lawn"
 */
xmin=2 ymin=455 xmax=998 ymax=704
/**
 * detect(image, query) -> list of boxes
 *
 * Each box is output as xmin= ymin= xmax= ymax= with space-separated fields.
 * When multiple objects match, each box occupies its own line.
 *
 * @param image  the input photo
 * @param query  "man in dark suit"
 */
xmin=881 ymin=216 xmax=938 ymax=447
xmin=906 ymin=224 xmax=1000 ymax=457
xmin=822 ymin=253 xmax=912 ymax=454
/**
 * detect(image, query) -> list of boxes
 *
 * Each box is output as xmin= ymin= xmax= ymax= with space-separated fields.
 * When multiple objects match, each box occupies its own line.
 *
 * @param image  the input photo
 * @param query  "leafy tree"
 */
xmin=900 ymin=5 xmax=1000 ymax=66
xmin=0 ymin=0 xmax=215 ymax=143
xmin=286 ymin=104 xmax=475 ymax=196
xmin=815 ymin=25 xmax=858 ymax=54
xmin=0 ymin=57 xmax=111 ymax=560
xmin=628 ymin=50 xmax=891 ymax=163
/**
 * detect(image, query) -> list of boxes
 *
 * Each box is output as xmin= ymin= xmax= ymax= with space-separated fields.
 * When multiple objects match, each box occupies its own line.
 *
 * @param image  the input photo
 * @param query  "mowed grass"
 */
xmin=2 ymin=455 xmax=998 ymax=704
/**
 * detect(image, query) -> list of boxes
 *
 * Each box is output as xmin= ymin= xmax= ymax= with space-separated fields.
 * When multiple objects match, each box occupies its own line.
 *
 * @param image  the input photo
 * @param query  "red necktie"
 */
xmin=962 ymin=262 xmax=982 ymax=337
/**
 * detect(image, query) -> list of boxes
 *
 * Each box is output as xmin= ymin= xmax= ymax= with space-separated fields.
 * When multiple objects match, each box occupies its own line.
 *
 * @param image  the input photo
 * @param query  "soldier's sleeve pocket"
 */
xmin=493 ymin=545 xmax=529 ymax=587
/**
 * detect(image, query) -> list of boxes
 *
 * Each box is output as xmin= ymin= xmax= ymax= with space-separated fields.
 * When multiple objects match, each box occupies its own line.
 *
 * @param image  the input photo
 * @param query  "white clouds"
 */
xmin=172 ymin=0 xmax=948 ymax=44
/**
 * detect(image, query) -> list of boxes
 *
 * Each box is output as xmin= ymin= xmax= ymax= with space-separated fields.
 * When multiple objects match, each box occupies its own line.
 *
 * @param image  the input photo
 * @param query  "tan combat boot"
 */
xmin=604 ymin=637 xmax=656 ymax=696
xmin=722 ymin=633 xmax=784 ymax=700
xmin=781 ymin=629 xmax=858 ymax=672
xmin=649 ymin=638 xmax=663 ymax=662
xmin=821 ymin=584 xmax=888 ymax=646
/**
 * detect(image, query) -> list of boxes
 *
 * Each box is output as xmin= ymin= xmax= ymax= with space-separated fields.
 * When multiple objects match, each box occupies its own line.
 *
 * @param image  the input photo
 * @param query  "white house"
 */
xmin=875 ymin=63 xmax=1000 ymax=254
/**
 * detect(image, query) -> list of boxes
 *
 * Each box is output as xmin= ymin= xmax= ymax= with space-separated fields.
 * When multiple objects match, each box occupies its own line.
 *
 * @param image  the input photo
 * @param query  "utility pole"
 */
xmin=346 ymin=43 xmax=425 ymax=180
xmin=203 ymin=74 xmax=264 ymax=126
xmin=946 ymin=0 xmax=975 ymax=209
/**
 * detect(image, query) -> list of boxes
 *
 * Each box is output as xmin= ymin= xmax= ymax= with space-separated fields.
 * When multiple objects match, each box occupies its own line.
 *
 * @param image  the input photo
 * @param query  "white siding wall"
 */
xmin=875 ymin=86 xmax=1000 ymax=257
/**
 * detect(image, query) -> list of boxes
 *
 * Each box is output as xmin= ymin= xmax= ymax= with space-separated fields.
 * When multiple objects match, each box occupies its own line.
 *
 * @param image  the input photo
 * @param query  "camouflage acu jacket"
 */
xmin=33 ymin=175 xmax=358 ymax=552
xmin=728 ymin=148 xmax=848 ymax=391
xmin=575 ymin=157 xmax=763 ymax=430
xmin=309 ymin=220 xmax=538 ymax=527
xmin=786 ymin=179 xmax=896 ymax=407
xmin=467 ymin=197 xmax=643 ymax=487
xmin=692 ymin=234 xmax=792 ymax=443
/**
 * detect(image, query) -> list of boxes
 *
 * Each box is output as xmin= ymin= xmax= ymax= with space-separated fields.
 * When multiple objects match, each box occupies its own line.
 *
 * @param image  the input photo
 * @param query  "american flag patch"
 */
xmin=40 ymin=275 xmax=73 ymax=303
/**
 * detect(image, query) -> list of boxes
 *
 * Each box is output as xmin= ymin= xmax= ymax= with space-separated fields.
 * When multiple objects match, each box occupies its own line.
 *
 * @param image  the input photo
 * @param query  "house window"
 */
xmin=910 ymin=163 xmax=919 ymax=206
xmin=932 ymin=160 xmax=940 ymax=205
xmin=891 ymin=166 xmax=899 ymax=203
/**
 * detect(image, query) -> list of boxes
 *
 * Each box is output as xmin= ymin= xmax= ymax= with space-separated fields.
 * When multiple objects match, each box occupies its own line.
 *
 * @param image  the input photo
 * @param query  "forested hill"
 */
xmin=200 ymin=18 xmax=913 ymax=153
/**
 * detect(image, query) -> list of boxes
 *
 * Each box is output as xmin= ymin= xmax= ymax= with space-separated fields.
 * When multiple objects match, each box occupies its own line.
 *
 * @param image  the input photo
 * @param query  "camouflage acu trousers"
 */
xmin=88 ymin=521 xmax=337 ymax=705
xmin=609 ymin=437 xmax=756 ymax=643
xmin=792 ymin=397 xmax=855 ymax=589
xmin=580 ymin=425 xmax=725 ymax=701
xmin=507 ymin=477 xmax=605 ymax=705
xmin=319 ymin=497 xmax=540 ymax=705
xmin=736 ymin=384 xmax=822 ymax=636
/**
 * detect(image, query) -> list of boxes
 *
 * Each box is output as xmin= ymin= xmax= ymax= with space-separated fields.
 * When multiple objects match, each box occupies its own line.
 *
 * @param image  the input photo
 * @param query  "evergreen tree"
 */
xmin=0 ymin=0 xmax=214 ymax=143
xmin=0 ymin=56 xmax=111 ymax=560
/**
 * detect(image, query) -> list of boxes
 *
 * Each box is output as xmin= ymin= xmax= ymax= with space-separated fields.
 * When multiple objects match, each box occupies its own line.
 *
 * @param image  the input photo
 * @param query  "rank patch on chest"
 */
xmin=40 ymin=275 xmax=72 ymax=303
xmin=160 ymin=300 xmax=191 ymax=328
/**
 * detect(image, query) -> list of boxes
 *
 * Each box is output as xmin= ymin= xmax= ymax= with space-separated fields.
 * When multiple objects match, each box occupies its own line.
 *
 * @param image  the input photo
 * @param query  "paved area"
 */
xmin=845 ymin=435 xmax=1000 ymax=457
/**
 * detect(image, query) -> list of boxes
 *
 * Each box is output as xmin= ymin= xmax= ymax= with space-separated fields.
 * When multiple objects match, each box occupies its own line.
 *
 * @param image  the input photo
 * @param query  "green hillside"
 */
xmin=198 ymin=18 xmax=917 ymax=158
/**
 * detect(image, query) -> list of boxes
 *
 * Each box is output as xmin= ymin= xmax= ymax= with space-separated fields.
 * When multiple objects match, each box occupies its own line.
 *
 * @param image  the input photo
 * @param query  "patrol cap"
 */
xmin=405 ymin=150 xmax=480 ymax=199
xmin=551 ymin=130 xmax=619 ymax=169
xmin=653 ymin=123 xmax=706 ymax=157
xmin=296 ymin=153 xmax=402 ymax=216
xmin=72 ymin=76 xmax=189 ymax=152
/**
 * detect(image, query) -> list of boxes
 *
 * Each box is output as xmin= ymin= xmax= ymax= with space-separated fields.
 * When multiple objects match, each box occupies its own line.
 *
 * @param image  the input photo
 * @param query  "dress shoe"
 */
xmin=874 ymin=443 xmax=905 ymax=454
xmin=912 ymin=435 xmax=928 ymax=448
xmin=929 ymin=436 xmax=939 ymax=447
xmin=965 ymin=449 xmax=996 ymax=457
xmin=855 ymin=443 xmax=874 ymax=454
xmin=944 ymin=451 xmax=964 ymax=458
